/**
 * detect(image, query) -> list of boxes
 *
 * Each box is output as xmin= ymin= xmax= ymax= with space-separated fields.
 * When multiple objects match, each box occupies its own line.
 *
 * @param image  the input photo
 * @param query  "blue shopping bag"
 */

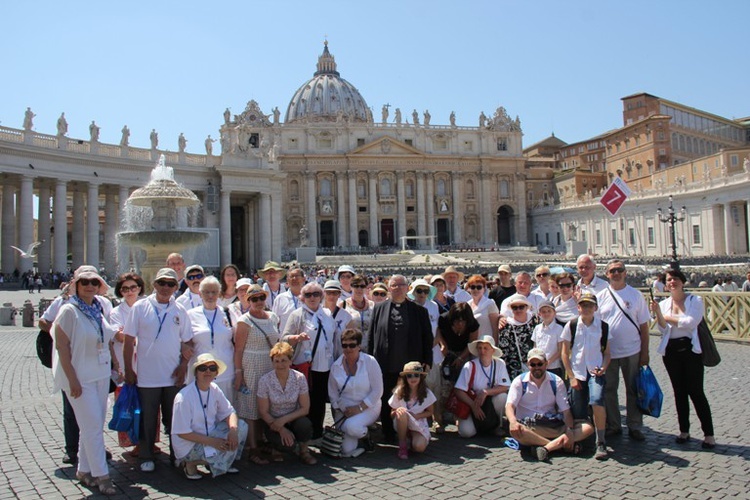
xmin=636 ymin=365 xmax=663 ymax=418
xmin=108 ymin=383 xmax=140 ymax=443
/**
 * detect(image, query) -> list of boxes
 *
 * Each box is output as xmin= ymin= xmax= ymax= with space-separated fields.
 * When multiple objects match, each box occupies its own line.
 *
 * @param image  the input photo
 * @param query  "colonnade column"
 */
xmin=259 ymin=193 xmax=271 ymax=264
xmin=220 ymin=188 xmax=231 ymax=265
xmin=451 ymin=173 xmax=462 ymax=244
xmin=416 ymin=172 xmax=426 ymax=247
xmin=118 ymin=186 xmax=129 ymax=271
xmin=87 ymin=182 xmax=100 ymax=267
xmin=396 ymin=172 xmax=406 ymax=245
xmin=746 ymin=201 xmax=750 ymax=253
xmin=72 ymin=188 xmax=85 ymax=269
xmin=18 ymin=176 xmax=34 ymax=274
xmin=305 ymin=173 xmax=318 ymax=248
xmin=516 ymin=174 xmax=528 ymax=245
xmin=723 ymin=203 xmax=733 ymax=255
xmin=270 ymin=191 xmax=282 ymax=263
xmin=336 ymin=173 xmax=347 ymax=247
xmin=53 ymin=180 xmax=68 ymax=273
xmin=368 ymin=172 xmax=378 ymax=247
xmin=37 ymin=184 xmax=51 ymax=274
xmin=246 ymin=200 xmax=256 ymax=267
xmin=1 ymin=183 xmax=17 ymax=273
xmin=104 ymin=191 xmax=117 ymax=275
xmin=426 ymin=175 xmax=434 ymax=249
xmin=347 ymin=171 xmax=358 ymax=247
xmin=481 ymin=172 xmax=492 ymax=245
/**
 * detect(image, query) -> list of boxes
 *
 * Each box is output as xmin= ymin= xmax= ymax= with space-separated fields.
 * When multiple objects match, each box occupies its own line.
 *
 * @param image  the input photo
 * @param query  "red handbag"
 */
xmin=445 ymin=362 xmax=476 ymax=420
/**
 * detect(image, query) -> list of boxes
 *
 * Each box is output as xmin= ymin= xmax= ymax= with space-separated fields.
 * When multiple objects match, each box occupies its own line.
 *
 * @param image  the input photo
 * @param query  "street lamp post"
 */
xmin=657 ymin=195 xmax=686 ymax=271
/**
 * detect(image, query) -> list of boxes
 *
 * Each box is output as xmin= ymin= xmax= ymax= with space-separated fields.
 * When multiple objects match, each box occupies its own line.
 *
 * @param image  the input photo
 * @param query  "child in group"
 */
xmin=389 ymin=361 xmax=436 ymax=460
xmin=560 ymin=292 xmax=611 ymax=461
xmin=531 ymin=300 xmax=565 ymax=380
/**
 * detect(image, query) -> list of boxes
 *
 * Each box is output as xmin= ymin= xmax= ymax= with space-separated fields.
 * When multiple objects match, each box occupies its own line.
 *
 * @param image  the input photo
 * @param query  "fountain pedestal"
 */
xmin=296 ymin=247 xmax=317 ymax=263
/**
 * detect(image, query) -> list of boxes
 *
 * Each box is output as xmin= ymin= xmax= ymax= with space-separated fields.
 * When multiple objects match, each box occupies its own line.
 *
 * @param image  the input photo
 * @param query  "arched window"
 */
xmin=406 ymin=180 xmax=414 ymax=198
xmin=380 ymin=178 xmax=392 ymax=196
xmin=500 ymin=180 xmax=509 ymax=198
xmin=436 ymin=179 xmax=446 ymax=196
xmin=465 ymin=179 xmax=475 ymax=198
xmin=357 ymin=180 xmax=366 ymax=199
xmin=320 ymin=178 xmax=332 ymax=196
xmin=290 ymin=180 xmax=300 ymax=199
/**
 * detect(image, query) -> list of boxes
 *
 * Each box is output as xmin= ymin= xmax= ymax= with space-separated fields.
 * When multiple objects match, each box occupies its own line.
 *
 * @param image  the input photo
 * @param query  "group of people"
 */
xmin=44 ymin=251 xmax=720 ymax=493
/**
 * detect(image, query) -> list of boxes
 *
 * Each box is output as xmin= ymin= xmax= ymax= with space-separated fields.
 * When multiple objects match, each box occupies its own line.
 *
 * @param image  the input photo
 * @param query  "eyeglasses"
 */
xmin=196 ymin=364 xmax=219 ymax=372
xmin=186 ymin=273 xmax=204 ymax=280
xmin=79 ymin=278 xmax=101 ymax=287
xmin=405 ymin=373 xmax=422 ymax=379
xmin=511 ymin=305 xmax=527 ymax=311
xmin=536 ymin=273 xmax=550 ymax=278
xmin=249 ymin=295 xmax=267 ymax=303
xmin=468 ymin=285 xmax=484 ymax=290
xmin=341 ymin=343 xmax=359 ymax=349
xmin=558 ymin=282 xmax=573 ymax=288
xmin=351 ymin=284 xmax=366 ymax=289
xmin=304 ymin=291 xmax=322 ymax=298
xmin=338 ymin=273 xmax=353 ymax=279
xmin=414 ymin=288 xmax=430 ymax=294
xmin=528 ymin=362 xmax=545 ymax=368
xmin=155 ymin=280 xmax=178 ymax=288
xmin=120 ymin=285 xmax=139 ymax=293
xmin=608 ymin=267 xmax=626 ymax=274
xmin=325 ymin=290 xmax=341 ymax=294
xmin=372 ymin=291 xmax=387 ymax=297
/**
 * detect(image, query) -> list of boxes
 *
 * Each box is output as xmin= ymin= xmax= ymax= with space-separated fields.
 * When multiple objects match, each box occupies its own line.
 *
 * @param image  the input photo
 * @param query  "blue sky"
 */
xmin=3 ymin=0 xmax=747 ymax=153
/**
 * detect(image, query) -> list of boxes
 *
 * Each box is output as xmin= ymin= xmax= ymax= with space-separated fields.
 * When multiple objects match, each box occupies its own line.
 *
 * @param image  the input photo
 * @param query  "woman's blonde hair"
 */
xmin=269 ymin=341 xmax=294 ymax=360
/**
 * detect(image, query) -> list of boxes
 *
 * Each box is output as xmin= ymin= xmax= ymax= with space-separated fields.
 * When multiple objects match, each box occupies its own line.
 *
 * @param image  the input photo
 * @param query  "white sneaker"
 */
xmin=342 ymin=447 xmax=365 ymax=458
xmin=140 ymin=461 xmax=155 ymax=472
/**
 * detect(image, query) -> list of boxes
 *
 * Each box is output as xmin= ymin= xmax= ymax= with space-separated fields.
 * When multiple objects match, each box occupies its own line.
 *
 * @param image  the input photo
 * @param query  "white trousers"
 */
xmin=334 ymin=404 xmax=381 ymax=455
xmin=458 ymin=393 xmax=507 ymax=438
xmin=66 ymin=378 xmax=109 ymax=477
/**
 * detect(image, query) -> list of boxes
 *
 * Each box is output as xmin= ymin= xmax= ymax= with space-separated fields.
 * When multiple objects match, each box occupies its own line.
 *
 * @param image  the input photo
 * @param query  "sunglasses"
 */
xmin=249 ymin=295 xmax=267 ymax=303
xmin=558 ymin=282 xmax=573 ymax=288
xmin=351 ymin=284 xmax=366 ymax=289
xmin=536 ymin=273 xmax=550 ymax=278
xmin=405 ymin=373 xmax=422 ymax=379
xmin=511 ymin=305 xmax=527 ymax=311
xmin=186 ymin=273 xmax=204 ymax=280
xmin=468 ymin=285 xmax=484 ymax=290
xmin=79 ymin=278 xmax=101 ymax=287
xmin=341 ymin=343 xmax=359 ymax=349
xmin=608 ymin=267 xmax=626 ymax=274
xmin=304 ymin=291 xmax=322 ymax=298
xmin=414 ymin=288 xmax=430 ymax=294
xmin=372 ymin=291 xmax=387 ymax=297
xmin=120 ymin=285 xmax=139 ymax=293
xmin=325 ymin=290 xmax=341 ymax=294
xmin=196 ymin=364 xmax=219 ymax=372
xmin=528 ymin=362 xmax=545 ymax=368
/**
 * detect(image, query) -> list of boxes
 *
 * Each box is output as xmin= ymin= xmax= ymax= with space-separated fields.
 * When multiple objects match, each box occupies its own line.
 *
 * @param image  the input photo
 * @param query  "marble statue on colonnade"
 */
xmin=150 ymin=129 xmax=158 ymax=149
xmin=205 ymin=135 xmax=216 ymax=156
xmin=57 ymin=113 xmax=68 ymax=136
xmin=449 ymin=111 xmax=456 ymax=127
xmin=224 ymin=107 xmax=231 ymax=125
xmin=121 ymin=125 xmax=130 ymax=146
xmin=382 ymin=104 xmax=389 ymax=124
xmin=89 ymin=121 xmax=100 ymax=142
xmin=423 ymin=110 xmax=431 ymax=126
xmin=23 ymin=107 xmax=35 ymax=130
xmin=412 ymin=109 xmax=419 ymax=125
xmin=178 ymin=133 xmax=187 ymax=153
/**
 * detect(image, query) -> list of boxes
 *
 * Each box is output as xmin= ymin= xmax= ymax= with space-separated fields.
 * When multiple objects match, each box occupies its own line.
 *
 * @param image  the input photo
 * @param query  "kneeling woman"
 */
xmin=172 ymin=354 xmax=248 ymax=479
xmin=453 ymin=336 xmax=511 ymax=438
xmin=257 ymin=342 xmax=318 ymax=465
xmin=389 ymin=362 xmax=436 ymax=459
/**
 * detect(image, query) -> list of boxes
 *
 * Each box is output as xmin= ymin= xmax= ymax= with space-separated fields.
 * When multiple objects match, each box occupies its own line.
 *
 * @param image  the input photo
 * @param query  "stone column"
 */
xmin=723 ymin=203 xmax=733 ymax=255
xmin=104 ymin=191 xmax=117 ymax=275
xmin=451 ymin=173 xmax=462 ymax=244
xmin=119 ymin=186 xmax=129 ymax=217
xmin=426 ymin=175 xmax=435 ymax=249
xmin=348 ymin=171 xmax=358 ymax=247
xmin=246 ymin=199 xmax=256 ymax=268
xmin=336 ymin=173 xmax=347 ymax=247
xmin=72 ymin=188 xmax=85 ymax=270
xmin=1 ymin=183 xmax=16 ymax=273
xmin=306 ymin=173 xmax=318 ymax=248
xmin=53 ymin=180 xmax=68 ymax=273
xmin=396 ymin=172 xmax=406 ymax=244
xmin=18 ymin=176 xmax=34 ymax=274
xmin=220 ymin=188 xmax=232 ymax=265
xmin=746 ymin=201 xmax=750 ymax=254
xmin=368 ymin=172 xmax=379 ymax=246
xmin=271 ymin=191 xmax=282 ymax=262
xmin=416 ymin=172 xmax=426 ymax=247
xmin=516 ymin=175 xmax=528 ymax=245
xmin=259 ymin=193 xmax=272 ymax=264
xmin=37 ymin=183 xmax=51 ymax=274
xmin=87 ymin=182 xmax=100 ymax=267
xmin=481 ymin=173 xmax=492 ymax=245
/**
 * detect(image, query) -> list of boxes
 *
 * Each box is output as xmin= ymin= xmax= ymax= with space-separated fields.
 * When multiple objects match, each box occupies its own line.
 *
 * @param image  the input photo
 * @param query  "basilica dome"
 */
xmin=285 ymin=42 xmax=370 ymax=124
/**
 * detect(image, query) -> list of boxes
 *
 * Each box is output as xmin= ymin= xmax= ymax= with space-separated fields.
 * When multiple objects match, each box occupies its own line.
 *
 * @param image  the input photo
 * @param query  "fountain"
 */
xmin=118 ymin=154 xmax=208 ymax=288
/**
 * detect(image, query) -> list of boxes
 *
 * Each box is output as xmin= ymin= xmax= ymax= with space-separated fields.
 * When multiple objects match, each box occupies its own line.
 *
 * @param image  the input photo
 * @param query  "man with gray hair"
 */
xmin=577 ymin=254 xmax=608 ymax=295
xmin=500 ymin=271 xmax=543 ymax=316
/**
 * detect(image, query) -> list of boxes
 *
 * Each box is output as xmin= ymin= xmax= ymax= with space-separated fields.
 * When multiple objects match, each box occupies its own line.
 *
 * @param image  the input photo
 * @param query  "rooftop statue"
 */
xmin=150 ymin=129 xmax=158 ymax=149
xmin=57 ymin=112 xmax=68 ymax=136
xmin=23 ymin=107 xmax=35 ymax=130
xmin=121 ymin=125 xmax=130 ymax=147
xmin=89 ymin=121 xmax=100 ymax=142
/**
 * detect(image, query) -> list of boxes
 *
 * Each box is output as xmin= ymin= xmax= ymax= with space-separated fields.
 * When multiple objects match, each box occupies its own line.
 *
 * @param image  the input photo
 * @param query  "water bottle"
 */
xmin=239 ymin=385 xmax=252 ymax=396
xmin=303 ymin=349 xmax=312 ymax=362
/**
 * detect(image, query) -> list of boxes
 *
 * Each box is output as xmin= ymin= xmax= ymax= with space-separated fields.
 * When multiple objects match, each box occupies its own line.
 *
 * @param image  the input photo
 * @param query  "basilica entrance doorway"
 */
xmin=320 ymin=220 xmax=335 ymax=248
xmin=497 ymin=206 xmax=514 ymax=245
xmin=380 ymin=219 xmax=395 ymax=246
xmin=436 ymin=219 xmax=450 ymax=245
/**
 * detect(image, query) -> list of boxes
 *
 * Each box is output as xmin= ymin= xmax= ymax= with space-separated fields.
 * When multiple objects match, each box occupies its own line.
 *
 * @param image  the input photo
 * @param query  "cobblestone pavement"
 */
xmin=1 ymin=291 xmax=748 ymax=499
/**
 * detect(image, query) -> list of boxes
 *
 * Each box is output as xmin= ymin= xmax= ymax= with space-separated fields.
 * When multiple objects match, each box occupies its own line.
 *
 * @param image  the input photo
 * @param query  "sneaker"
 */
xmin=628 ymin=429 xmax=645 ymax=442
xmin=62 ymin=452 xmax=77 ymax=464
xmin=534 ymin=446 xmax=549 ymax=461
xmin=343 ymin=447 xmax=365 ymax=458
xmin=140 ymin=461 xmax=156 ymax=472
xmin=397 ymin=443 xmax=408 ymax=460
xmin=594 ymin=443 xmax=608 ymax=460
xmin=227 ymin=467 xmax=240 ymax=474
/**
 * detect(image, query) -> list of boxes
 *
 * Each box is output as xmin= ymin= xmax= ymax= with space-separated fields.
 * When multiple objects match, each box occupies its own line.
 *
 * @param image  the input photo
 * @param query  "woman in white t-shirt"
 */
xmin=389 ymin=362 xmax=436 ymax=460
xmin=531 ymin=301 xmax=565 ymax=379
xmin=453 ymin=336 xmax=511 ymax=438
xmin=466 ymin=275 xmax=500 ymax=340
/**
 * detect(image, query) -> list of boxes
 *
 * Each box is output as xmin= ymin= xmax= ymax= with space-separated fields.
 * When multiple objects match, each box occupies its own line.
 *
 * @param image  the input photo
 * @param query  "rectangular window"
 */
xmin=497 ymin=138 xmax=507 ymax=151
xmin=730 ymin=155 xmax=738 ymax=167
xmin=358 ymin=206 xmax=367 ymax=212
xmin=581 ymin=229 xmax=586 ymax=242
xmin=545 ymin=233 xmax=550 ymax=245
xmin=595 ymin=229 xmax=601 ymax=246
xmin=692 ymin=224 xmax=701 ymax=245
xmin=556 ymin=232 xmax=561 ymax=245
xmin=629 ymin=228 xmax=636 ymax=246
xmin=357 ymin=138 xmax=365 ymax=147
xmin=435 ymin=139 xmax=448 ymax=150
xmin=288 ymin=137 xmax=298 ymax=149
xmin=406 ymin=206 xmax=415 ymax=212
xmin=463 ymin=140 xmax=473 ymax=151
xmin=404 ymin=139 xmax=413 ymax=147
xmin=611 ymin=228 xmax=617 ymax=245
xmin=647 ymin=226 xmax=655 ymax=246
xmin=317 ymin=137 xmax=332 ymax=148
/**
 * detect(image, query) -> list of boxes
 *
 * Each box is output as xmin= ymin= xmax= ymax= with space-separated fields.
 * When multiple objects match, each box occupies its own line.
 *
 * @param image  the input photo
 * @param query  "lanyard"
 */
xmin=292 ymin=294 xmax=299 ymax=309
xmin=204 ymin=308 xmax=218 ymax=347
xmin=480 ymin=360 xmax=496 ymax=389
xmin=151 ymin=302 xmax=169 ymax=340
xmin=195 ymin=381 xmax=210 ymax=435
xmin=190 ymin=292 xmax=198 ymax=309
xmin=317 ymin=317 xmax=328 ymax=342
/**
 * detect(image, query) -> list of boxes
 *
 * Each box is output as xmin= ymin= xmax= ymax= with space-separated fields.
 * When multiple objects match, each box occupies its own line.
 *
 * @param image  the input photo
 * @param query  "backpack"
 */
xmin=522 ymin=371 xmax=559 ymax=397
xmin=36 ymin=330 xmax=53 ymax=368
xmin=568 ymin=317 xmax=609 ymax=353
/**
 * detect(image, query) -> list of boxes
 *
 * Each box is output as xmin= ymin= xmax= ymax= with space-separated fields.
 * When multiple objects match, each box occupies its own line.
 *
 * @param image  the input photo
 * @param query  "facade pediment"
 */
xmin=348 ymin=136 xmax=424 ymax=157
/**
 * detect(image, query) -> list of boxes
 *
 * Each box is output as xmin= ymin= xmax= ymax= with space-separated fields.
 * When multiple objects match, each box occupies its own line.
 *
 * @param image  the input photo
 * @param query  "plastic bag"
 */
xmin=636 ymin=365 xmax=663 ymax=418
xmin=108 ymin=383 xmax=140 ymax=444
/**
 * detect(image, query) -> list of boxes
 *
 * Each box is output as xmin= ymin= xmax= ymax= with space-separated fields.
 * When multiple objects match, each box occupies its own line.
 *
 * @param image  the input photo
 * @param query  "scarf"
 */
xmin=72 ymin=295 xmax=103 ymax=332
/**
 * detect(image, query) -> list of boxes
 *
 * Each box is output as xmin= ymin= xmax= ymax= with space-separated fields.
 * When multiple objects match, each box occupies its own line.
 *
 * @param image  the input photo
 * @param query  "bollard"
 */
xmin=22 ymin=300 xmax=35 ymax=327
xmin=38 ymin=298 xmax=53 ymax=318
xmin=0 ymin=303 xmax=16 ymax=326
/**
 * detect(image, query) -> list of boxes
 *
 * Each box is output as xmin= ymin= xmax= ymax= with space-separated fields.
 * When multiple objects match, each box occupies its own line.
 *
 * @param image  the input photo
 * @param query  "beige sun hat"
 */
xmin=467 ymin=335 xmax=504 ymax=358
xmin=71 ymin=265 xmax=109 ymax=295
xmin=258 ymin=261 xmax=286 ymax=280
xmin=191 ymin=352 xmax=227 ymax=376
xmin=442 ymin=266 xmax=465 ymax=281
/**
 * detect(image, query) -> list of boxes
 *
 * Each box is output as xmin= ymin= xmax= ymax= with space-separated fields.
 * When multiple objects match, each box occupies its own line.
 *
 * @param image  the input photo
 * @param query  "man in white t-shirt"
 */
xmin=577 ymin=254 xmax=608 ymax=295
xmin=176 ymin=264 xmax=205 ymax=310
xmin=595 ymin=260 xmax=650 ymax=442
xmin=442 ymin=266 xmax=471 ymax=303
xmin=124 ymin=268 xmax=194 ymax=473
xmin=500 ymin=272 xmax=543 ymax=316
xmin=272 ymin=267 xmax=306 ymax=333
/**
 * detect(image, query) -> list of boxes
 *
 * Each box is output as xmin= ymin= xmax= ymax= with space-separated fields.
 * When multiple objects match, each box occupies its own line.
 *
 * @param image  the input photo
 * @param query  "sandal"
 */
xmin=268 ymin=448 xmax=284 ymax=462
xmin=183 ymin=463 xmax=202 ymax=480
xmin=248 ymin=449 xmax=269 ymax=465
xmin=97 ymin=478 xmax=117 ymax=495
xmin=299 ymin=450 xmax=318 ymax=465
xmin=75 ymin=471 xmax=96 ymax=488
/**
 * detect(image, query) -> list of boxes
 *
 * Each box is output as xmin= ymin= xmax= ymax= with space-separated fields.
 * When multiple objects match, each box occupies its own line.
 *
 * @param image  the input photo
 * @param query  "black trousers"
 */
xmin=379 ymin=372 xmax=401 ymax=438
xmin=663 ymin=338 xmax=714 ymax=436
xmin=309 ymin=370 xmax=329 ymax=439
xmin=138 ymin=385 xmax=181 ymax=462
xmin=62 ymin=392 xmax=79 ymax=456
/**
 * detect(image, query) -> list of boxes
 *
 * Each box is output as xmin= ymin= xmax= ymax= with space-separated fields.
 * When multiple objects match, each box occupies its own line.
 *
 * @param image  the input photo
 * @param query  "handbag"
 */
xmin=36 ymin=330 xmax=53 ymax=368
xmin=108 ymin=383 xmax=141 ymax=444
xmin=636 ymin=365 xmax=663 ymax=418
xmin=693 ymin=296 xmax=721 ymax=367
xmin=320 ymin=416 xmax=347 ymax=457
xmin=445 ymin=362 xmax=476 ymax=420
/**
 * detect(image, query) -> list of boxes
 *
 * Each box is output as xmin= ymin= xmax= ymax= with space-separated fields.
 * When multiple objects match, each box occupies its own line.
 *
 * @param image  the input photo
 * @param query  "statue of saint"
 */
xmin=23 ymin=107 xmax=35 ymax=130
xmin=382 ymin=104 xmax=389 ymax=124
xmin=273 ymin=107 xmax=280 ymax=125
xmin=205 ymin=135 xmax=216 ymax=156
xmin=178 ymin=133 xmax=187 ymax=153
xmin=150 ymin=129 xmax=158 ymax=149
xmin=224 ymin=107 xmax=231 ymax=125
xmin=479 ymin=111 xmax=486 ymax=128
xmin=89 ymin=121 xmax=100 ymax=142
xmin=743 ymin=155 xmax=750 ymax=173
xmin=450 ymin=111 xmax=456 ymax=127
xmin=412 ymin=109 xmax=419 ymax=126
xmin=299 ymin=225 xmax=310 ymax=247
xmin=423 ymin=110 xmax=431 ymax=126
xmin=56 ymin=112 xmax=68 ymax=136
xmin=394 ymin=108 xmax=402 ymax=125
xmin=120 ymin=125 xmax=130 ymax=147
